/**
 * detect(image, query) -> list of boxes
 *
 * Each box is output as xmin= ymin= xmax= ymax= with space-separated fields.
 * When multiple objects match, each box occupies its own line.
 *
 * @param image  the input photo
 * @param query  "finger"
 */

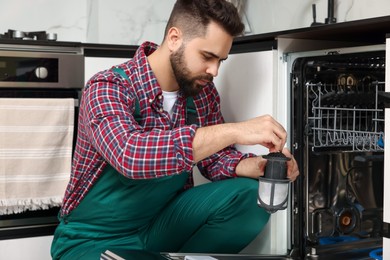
xmin=266 ymin=115 xmax=285 ymax=130
xmin=256 ymin=115 xmax=286 ymax=151
xmin=270 ymin=121 xmax=287 ymax=145
xmin=257 ymin=156 xmax=267 ymax=176
xmin=287 ymin=157 xmax=299 ymax=181
xmin=267 ymin=133 xmax=284 ymax=152
xmin=281 ymin=148 xmax=299 ymax=181
xmin=281 ymin=147 xmax=292 ymax=157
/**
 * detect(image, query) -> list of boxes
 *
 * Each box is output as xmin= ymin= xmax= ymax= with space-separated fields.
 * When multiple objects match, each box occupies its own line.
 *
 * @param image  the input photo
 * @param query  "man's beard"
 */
xmin=170 ymin=45 xmax=213 ymax=98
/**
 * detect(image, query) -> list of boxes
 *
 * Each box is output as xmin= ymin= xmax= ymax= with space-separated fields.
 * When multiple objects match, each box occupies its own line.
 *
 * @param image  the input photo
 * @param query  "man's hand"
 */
xmin=235 ymin=148 xmax=299 ymax=182
xmin=233 ymin=115 xmax=287 ymax=153
xmin=193 ymin=114 xmax=288 ymax=163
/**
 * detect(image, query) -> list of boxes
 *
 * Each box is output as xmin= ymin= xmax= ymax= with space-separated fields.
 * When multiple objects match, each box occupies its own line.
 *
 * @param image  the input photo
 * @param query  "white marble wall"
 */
xmin=244 ymin=0 xmax=390 ymax=35
xmin=87 ymin=0 xmax=175 ymax=45
xmin=0 ymin=0 xmax=87 ymax=42
xmin=0 ymin=0 xmax=389 ymax=45
xmin=86 ymin=0 xmax=390 ymax=44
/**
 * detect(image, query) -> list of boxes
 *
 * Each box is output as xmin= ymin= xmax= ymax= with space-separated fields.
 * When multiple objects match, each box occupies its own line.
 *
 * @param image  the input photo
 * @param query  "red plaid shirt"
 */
xmin=60 ymin=42 xmax=253 ymax=216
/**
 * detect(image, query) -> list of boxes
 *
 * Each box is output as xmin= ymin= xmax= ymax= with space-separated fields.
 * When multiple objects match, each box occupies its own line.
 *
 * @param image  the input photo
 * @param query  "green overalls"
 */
xmin=51 ymin=165 xmax=269 ymax=259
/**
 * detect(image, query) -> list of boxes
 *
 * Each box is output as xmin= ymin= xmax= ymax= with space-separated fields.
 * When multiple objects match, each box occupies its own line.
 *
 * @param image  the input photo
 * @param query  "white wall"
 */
xmin=86 ymin=0 xmax=174 ymax=45
xmin=83 ymin=0 xmax=390 ymax=44
xmin=244 ymin=0 xmax=390 ymax=35
xmin=0 ymin=0 xmax=87 ymax=42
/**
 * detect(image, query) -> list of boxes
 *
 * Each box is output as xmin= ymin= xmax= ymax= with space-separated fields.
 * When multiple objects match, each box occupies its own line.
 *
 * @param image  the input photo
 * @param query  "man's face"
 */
xmin=170 ymin=22 xmax=233 ymax=97
xmin=170 ymin=44 xmax=202 ymax=97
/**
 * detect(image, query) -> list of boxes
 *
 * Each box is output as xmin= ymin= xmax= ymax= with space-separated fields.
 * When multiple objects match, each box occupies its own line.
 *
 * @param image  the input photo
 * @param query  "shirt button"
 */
xmin=158 ymin=95 xmax=162 ymax=99
xmin=159 ymin=108 xmax=163 ymax=112
xmin=149 ymin=98 xmax=153 ymax=103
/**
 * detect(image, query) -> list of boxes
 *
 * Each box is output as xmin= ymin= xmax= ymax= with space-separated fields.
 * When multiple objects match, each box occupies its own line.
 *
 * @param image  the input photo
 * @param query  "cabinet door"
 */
xmin=84 ymin=57 xmax=129 ymax=84
xmin=214 ymin=50 xmax=290 ymax=255
xmin=214 ymin=50 xmax=282 ymax=154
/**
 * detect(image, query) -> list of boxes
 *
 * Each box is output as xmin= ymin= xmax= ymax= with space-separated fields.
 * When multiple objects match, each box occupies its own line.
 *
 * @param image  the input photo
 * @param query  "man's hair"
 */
xmin=164 ymin=0 xmax=244 ymax=41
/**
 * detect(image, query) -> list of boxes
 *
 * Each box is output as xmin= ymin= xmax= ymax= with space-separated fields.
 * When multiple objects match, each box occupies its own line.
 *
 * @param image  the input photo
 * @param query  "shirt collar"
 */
xmin=133 ymin=41 xmax=164 ymax=104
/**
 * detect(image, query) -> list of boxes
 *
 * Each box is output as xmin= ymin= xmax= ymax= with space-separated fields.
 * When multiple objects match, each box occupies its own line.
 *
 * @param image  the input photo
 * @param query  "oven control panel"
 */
xmin=0 ymin=47 xmax=84 ymax=89
xmin=0 ymin=56 xmax=58 ymax=82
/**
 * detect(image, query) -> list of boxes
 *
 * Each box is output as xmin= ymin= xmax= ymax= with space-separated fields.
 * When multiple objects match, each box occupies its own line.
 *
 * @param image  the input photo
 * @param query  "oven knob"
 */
xmin=34 ymin=67 xmax=48 ymax=79
xmin=46 ymin=33 xmax=57 ymax=41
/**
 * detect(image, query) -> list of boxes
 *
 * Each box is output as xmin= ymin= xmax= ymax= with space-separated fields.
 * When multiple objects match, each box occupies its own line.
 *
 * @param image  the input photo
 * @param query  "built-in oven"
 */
xmin=0 ymin=40 xmax=84 ymax=239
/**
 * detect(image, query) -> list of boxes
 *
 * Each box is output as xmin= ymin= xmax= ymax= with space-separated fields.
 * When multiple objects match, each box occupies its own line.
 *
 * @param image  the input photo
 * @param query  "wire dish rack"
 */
xmin=307 ymin=81 xmax=385 ymax=152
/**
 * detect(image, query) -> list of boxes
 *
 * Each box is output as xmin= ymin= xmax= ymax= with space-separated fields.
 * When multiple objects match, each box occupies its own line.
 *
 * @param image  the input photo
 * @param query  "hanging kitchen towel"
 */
xmin=0 ymin=98 xmax=75 ymax=214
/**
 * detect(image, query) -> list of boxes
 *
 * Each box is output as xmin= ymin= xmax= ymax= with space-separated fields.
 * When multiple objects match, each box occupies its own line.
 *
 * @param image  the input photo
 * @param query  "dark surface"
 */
xmin=2 ymin=16 xmax=390 ymax=57
xmin=234 ymin=15 xmax=390 ymax=45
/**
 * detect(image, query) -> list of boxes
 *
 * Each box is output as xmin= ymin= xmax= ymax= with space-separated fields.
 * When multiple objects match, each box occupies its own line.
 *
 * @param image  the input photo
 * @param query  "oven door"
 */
xmin=0 ymin=46 xmax=83 ymax=239
xmin=0 ymin=88 xmax=80 ymax=239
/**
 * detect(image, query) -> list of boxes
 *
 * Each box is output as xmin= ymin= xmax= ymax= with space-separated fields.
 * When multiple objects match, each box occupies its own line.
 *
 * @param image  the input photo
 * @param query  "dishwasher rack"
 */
xmin=307 ymin=81 xmax=385 ymax=152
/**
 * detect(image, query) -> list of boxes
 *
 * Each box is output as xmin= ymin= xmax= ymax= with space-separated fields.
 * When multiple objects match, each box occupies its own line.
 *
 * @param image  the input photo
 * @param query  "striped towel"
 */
xmin=0 ymin=98 xmax=75 ymax=214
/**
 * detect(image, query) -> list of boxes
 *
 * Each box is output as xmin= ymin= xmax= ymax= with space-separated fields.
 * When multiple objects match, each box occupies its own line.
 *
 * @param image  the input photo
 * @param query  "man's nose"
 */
xmin=206 ymin=62 xmax=219 ymax=77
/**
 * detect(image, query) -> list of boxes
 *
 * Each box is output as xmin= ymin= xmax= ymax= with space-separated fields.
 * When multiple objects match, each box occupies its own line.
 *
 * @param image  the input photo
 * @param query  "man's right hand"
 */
xmin=233 ymin=114 xmax=287 ymax=152
xmin=192 ymin=114 xmax=287 ymax=163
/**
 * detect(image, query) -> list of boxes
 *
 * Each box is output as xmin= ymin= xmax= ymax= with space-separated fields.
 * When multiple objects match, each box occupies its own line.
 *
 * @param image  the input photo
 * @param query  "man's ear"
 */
xmin=166 ymin=27 xmax=183 ymax=52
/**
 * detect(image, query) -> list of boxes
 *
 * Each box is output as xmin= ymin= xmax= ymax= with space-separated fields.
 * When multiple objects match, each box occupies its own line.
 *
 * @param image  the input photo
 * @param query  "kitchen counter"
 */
xmin=82 ymin=15 xmax=390 ymax=57
xmin=231 ymin=15 xmax=390 ymax=53
xmin=1 ymin=16 xmax=390 ymax=58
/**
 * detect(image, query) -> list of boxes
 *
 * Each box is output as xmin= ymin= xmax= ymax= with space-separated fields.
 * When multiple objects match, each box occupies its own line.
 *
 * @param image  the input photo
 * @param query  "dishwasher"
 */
xmin=288 ymin=45 xmax=387 ymax=259
xmin=160 ymin=45 xmax=389 ymax=260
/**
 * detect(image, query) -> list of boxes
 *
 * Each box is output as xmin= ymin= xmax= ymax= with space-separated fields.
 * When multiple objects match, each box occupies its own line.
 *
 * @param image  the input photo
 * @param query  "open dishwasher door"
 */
xmin=289 ymin=44 xmax=386 ymax=259
xmin=383 ymin=36 xmax=390 ymax=260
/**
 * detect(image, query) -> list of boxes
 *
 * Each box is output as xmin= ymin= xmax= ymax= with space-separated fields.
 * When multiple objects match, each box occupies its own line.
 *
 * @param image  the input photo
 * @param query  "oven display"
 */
xmin=0 ymin=57 xmax=58 ymax=82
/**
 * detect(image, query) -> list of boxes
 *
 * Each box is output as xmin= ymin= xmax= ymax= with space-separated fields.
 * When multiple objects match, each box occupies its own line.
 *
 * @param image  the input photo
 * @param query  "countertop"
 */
xmin=82 ymin=15 xmax=390 ymax=56
xmin=1 ymin=15 xmax=390 ymax=58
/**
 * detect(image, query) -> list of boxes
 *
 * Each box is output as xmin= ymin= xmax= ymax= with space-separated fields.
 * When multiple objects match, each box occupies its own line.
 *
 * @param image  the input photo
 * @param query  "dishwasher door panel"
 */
xmin=288 ymin=44 xmax=386 ymax=259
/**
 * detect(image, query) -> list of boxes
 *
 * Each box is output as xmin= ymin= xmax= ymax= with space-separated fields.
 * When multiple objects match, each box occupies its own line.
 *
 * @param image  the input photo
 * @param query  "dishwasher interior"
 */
xmin=290 ymin=48 xmax=386 ymax=259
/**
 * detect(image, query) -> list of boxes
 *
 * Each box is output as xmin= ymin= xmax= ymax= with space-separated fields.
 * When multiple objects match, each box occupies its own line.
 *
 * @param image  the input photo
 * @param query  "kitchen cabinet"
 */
xmin=84 ymin=56 xmax=128 ymax=84
xmin=83 ymin=43 xmax=137 ymax=84
xmin=214 ymin=49 xmax=290 ymax=255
